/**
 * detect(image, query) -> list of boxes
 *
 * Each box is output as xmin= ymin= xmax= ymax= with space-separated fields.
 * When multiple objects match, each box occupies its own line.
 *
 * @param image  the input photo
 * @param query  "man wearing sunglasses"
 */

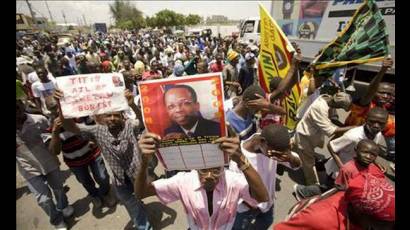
xmin=230 ymin=124 xmax=302 ymax=230
xmin=134 ymin=132 xmax=269 ymax=230
xmin=163 ymin=84 xmax=221 ymax=139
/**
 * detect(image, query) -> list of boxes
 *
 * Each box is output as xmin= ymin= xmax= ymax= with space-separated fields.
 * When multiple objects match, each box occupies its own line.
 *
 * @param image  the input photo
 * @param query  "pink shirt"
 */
xmin=152 ymin=169 xmax=258 ymax=230
xmin=229 ymin=134 xmax=300 ymax=213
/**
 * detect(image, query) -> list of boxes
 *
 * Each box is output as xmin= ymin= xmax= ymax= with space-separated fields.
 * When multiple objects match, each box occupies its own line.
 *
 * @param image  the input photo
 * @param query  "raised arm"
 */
xmin=125 ymin=89 xmax=144 ymax=129
xmin=134 ymin=132 xmax=160 ymax=200
xmin=269 ymin=44 xmax=302 ymax=102
xmin=53 ymin=89 xmax=81 ymax=134
xmin=213 ymin=136 xmax=269 ymax=203
xmin=48 ymin=117 xmax=63 ymax=155
xmin=247 ymin=94 xmax=286 ymax=115
xmin=359 ymin=57 xmax=393 ymax=106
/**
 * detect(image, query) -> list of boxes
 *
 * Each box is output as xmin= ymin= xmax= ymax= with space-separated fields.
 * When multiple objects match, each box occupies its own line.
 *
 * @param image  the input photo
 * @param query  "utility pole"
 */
xmin=44 ymin=0 xmax=54 ymax=22
xmin=25 ymin=0 xmax=37 ymax=29
xmin=62 ymin=10 xmax=67 ymax=25
xmin=82 ymin=14 xmax=87 ymax=27
xmin=270 ymin=0 xmax=274 ymax=17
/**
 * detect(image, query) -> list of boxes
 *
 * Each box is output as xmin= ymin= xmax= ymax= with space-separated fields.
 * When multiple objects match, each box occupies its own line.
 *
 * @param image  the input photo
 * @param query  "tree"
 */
xmin=109 ymin=0 xmax=145 ymax=29
xmin=153 ymin=9 xmax=189 ymax=28
xmin=185 ymin=14 xmax=202 ymax=25
xmin=145 ymin=16 xmax=157 ymax=28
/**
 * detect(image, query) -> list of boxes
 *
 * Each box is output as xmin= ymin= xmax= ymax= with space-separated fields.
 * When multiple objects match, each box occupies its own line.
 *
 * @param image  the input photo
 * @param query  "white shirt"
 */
xmin=65 ymin=55 xmax=77 ymax=70
xmin=27 ymin=72 xmax=56 ymax=84
xmin=31 ymin=78 xmax=57 ymax=114
xmin=295 ymin=95 xmax=338 ymax=148
xmin=229 ymin=134 xmax=301 ymax=213
xmin=325 ymin=126 xmax=384 ymax=178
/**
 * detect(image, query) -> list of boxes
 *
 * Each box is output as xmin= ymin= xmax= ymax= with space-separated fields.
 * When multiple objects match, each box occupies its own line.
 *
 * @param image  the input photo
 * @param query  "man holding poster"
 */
xmin=134 ymin=132 xmax=269 ymax=230
xmin=53 ymin=72 xmax=151 ymax=229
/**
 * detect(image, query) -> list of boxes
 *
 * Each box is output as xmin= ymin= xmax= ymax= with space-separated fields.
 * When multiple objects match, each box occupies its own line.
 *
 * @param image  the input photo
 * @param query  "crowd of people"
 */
xmin=16 ymin=28 xmax=395 ymax=230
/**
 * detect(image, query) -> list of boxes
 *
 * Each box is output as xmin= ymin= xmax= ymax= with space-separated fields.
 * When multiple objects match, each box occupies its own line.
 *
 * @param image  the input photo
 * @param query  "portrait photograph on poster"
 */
xmin=138 ymin=73 xmax=228 ymax=171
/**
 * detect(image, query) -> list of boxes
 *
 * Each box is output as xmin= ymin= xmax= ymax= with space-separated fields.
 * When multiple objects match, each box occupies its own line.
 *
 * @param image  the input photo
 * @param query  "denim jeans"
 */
xmin=70 ymin=155 xmax=110 ymax=198
xmin=232 ymin=206 xmax=274 ymax=230
xmin=26 ymin=169 xmax=68 ymax=225
xmin=114 ymin=174 xmax=151 ymax=230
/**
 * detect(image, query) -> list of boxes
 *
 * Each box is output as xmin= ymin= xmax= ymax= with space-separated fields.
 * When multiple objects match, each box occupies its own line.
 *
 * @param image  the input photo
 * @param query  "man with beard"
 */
xmin=53 ymin=89 xmax=151 ymax=230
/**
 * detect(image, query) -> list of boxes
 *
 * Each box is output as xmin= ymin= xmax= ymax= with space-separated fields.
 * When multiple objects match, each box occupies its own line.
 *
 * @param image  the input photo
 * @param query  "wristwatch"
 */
xmin=282 ymin=0 xmax=295 ymax=19
xmin=239 ymin=156 xmax=251 ymax=171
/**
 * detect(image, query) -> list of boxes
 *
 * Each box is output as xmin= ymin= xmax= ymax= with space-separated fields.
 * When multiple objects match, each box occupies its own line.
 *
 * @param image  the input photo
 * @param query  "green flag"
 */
xmin=312 ymin=0 xmax=389 ymax=71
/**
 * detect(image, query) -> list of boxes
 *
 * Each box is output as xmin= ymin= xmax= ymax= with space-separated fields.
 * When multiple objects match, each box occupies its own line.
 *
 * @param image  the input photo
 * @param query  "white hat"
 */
xmin=245 ymin=52 xmax=256 ymax=61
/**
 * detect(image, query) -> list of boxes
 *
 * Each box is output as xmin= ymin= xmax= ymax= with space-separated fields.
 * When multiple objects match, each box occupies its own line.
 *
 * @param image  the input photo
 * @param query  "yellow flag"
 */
xmin=258 ymin=3 xmax=301 ymax=130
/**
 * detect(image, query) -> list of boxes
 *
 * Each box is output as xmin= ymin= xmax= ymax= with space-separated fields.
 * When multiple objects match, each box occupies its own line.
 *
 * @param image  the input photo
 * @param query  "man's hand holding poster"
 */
xmin=138 ymin=73 xmax=228 ymax=171
xmin=56 ymin=73 xmax=128 ymax=118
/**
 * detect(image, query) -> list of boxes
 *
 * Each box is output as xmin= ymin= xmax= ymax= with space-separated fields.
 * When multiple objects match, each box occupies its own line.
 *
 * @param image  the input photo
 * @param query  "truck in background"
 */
xmin=239 ymin=0 xmax=395 ymax=77
xmin=93 ymin=23 xmax=107 ymax=34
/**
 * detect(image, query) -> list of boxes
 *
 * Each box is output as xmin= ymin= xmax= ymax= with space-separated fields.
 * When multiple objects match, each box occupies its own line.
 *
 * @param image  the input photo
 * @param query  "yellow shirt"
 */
xmin=298 ymin=71 xmax=312 ymax=105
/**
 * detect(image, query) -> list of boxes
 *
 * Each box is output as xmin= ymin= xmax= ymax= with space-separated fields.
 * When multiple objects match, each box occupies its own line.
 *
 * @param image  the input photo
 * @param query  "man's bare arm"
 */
xmin=269 ymin=45 xmax=302 ymax=102
xmin=327 ymin=140 xmax=344 ymax=169
xmin=213 ymin=136 xmax=269 ymax=203
xmin=359 ymin=57 xmax=393 ymax=106
xmin=134 ymin=133 xmax=159 ymax=200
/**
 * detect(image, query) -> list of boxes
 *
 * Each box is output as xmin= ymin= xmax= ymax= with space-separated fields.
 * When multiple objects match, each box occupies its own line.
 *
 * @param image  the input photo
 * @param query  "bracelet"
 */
xmin=239 ymin=156 xmax=251 ymax=171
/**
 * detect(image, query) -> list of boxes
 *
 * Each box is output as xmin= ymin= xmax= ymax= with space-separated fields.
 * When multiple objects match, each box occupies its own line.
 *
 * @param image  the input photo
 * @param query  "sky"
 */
xmin=16 ymin=1 xmax=273 ymax=26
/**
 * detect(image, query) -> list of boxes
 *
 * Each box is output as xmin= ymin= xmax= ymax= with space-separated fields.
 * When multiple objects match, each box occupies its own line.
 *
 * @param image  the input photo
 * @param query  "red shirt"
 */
xmin=259 ymin=94 xmax=283 ymax=129
xmin=335 ymin=160 xmax=385 ymax=187
xmin=345 ymin=102 xmax=395 ymax=137
xmin=142 ymin=70 xmax=162 ymax=80
xmin=210 ymin=62 xmax=224 ymax=73
xmin=274 ymin=192 xmax=362 ymax=230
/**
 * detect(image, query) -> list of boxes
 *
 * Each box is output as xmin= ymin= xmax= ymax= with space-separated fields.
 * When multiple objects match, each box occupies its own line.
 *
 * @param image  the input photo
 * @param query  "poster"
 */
xmin=138 ymin=73 xmax=228 ymax=170
xmin=272 ymin=0 xmax=301 ymax=20
xmin=56 ymin=73 xmax=129 ymax=118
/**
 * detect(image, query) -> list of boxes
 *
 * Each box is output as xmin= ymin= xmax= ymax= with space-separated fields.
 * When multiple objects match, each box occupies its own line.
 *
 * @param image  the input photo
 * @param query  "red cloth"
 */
xmin=259 ymin=93 xmax=283 ymax=129
xmin=335 ymin=160 xmax=385 ymax=187
xmin=210 ymin=63 xmax=224 ymax=73
xmin=345 ymin=173 xmax=395 ymax=221
xmin=142 ymin=70 xmax=161 ymax=80
xmin=274 ymin=192 xmax=361 ymax=230
xmin=101 ymin=60 xmax=112 ymax=73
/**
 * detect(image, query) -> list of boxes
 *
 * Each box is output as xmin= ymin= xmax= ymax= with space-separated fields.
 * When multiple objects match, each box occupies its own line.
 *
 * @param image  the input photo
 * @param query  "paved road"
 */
xmin=16 ymin=110 xmax=395 ymax=230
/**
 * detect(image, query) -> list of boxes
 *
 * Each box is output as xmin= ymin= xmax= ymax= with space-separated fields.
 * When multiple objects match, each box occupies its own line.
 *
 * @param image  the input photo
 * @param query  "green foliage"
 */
xmin=109 ymin=0 xmax=145 ymax=29
xmin=185 ymin=14 xmax=202 ymax=25
xmin=148 ymin=10 xmax=201 ymax=28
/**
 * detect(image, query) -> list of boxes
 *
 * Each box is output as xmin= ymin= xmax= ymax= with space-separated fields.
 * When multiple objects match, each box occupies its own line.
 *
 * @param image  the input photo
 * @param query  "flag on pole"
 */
xmin=312 ymin=0 xmax=389 ymax=71
xmin=258 ymin=3 xmax=301 ymax=130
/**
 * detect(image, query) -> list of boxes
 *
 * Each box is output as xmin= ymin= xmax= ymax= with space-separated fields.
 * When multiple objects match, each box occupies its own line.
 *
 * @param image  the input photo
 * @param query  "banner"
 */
xmin=258 ymin=3 xmax=301 ymax=130
xmin=312 ymin=0 xmax=389 ymax=70
xmin=138 ymin=73 xmax=228 ymax=170
xmin=56 ymin=73 xmax=128 ymax=118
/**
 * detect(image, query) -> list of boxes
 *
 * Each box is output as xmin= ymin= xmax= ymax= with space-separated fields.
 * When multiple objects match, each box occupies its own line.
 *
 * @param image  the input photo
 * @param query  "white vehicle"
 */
xmin=239 ymin=0 xmax=395 ymax=75
xmin=239 ymin=17 xmax=260 ymax=45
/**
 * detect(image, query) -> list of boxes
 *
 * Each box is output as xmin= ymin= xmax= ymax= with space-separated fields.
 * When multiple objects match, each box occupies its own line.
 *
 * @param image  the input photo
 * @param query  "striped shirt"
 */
xmin=59 ymin=130 xmax=101 ymax=168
